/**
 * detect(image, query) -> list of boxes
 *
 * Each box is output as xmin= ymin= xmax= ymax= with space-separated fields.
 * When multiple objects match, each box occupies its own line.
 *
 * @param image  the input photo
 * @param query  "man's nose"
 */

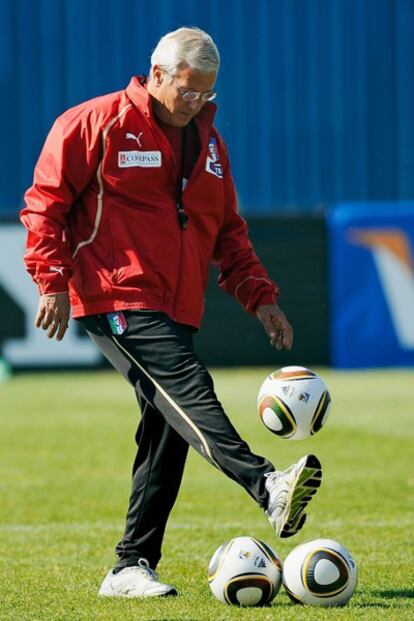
xmin=187 ymin=98 xmax=203 ymax=111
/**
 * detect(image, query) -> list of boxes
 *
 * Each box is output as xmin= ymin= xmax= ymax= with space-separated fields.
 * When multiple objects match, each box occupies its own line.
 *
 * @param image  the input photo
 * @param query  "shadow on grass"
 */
xmin=352 ymin=587 xmax=414 ymax=609
xmin=372 ymin=588 xmax=413 ymax=599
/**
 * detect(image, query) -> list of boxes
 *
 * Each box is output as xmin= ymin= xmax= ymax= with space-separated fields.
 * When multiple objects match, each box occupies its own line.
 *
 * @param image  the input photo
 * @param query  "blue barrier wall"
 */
xmin=1 ymin=0 xmax=414 ymax=216
xmin=328 ymin=202 xmax=414 ymax=368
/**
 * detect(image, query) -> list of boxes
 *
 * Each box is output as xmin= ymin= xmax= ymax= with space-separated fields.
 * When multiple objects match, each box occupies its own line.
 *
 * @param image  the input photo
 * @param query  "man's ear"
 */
xmin=151 ymin=65 xmax=164 ymax=87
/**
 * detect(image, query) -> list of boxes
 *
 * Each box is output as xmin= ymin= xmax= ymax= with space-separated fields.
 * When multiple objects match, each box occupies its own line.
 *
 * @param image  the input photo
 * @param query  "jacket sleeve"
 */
xmin=20 ymin=106 xmax=103 ymax=294
xmin=212 ymin=142 xmax=279 ymax=314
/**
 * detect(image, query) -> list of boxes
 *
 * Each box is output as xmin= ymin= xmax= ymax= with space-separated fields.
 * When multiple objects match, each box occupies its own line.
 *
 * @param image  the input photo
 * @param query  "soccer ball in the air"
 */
xmin=257 ymin=365 xmax=331 ymax=440
xmin=282 ymin=538 xmax=358 ymax=606
xmin=208 ymin=536 xmax=283 ymax=606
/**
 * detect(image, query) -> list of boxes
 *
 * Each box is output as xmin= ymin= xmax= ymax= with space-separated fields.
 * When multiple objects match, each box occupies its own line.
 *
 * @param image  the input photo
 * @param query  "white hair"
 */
xmin=150 ymin=27 xmax=220 ymax=77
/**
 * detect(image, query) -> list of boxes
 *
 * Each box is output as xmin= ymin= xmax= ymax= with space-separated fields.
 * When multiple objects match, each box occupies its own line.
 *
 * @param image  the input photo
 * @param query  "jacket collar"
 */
xmin=125 ymin=75 xmax=217 ymax=129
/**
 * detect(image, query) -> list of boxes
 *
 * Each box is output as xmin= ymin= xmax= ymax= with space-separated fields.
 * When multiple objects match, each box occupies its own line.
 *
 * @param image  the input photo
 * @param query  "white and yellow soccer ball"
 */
xmin=282 ymin=538 xmax=358 ymax=606
xmin=208 ymin=536 xmax=283 ymax=606
xmin=257 ymin=366 xmax=331 ymax=440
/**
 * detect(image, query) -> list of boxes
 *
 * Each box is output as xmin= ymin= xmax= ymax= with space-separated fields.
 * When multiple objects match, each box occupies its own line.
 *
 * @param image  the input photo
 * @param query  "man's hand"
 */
xmin=256 ymin=303 xmax=293 ymax=350
xmin=35 ymin=292 xmax=70 ymax=341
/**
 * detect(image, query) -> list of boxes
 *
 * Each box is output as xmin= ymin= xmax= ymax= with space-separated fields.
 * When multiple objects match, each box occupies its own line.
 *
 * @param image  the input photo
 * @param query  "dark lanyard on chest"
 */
xmin=176 ymin=125 xmax=189 ymax=230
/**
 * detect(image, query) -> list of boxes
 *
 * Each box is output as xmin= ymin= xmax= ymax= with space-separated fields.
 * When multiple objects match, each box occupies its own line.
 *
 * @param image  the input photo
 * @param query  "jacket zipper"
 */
xmin=149 ymin=116 xmax=210 ymax=321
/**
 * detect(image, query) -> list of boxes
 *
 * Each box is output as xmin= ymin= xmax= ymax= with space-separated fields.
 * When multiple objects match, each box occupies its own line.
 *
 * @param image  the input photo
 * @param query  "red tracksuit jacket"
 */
xmin=21 ymin=76 xmax=278 ymax=328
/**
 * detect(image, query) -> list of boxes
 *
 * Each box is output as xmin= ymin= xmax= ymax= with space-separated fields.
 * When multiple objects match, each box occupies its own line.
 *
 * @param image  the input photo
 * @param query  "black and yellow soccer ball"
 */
xmin=208 ymin=536 xmax=283 ymax=606
xmin=283 ymin=538 xmax=358 ymax=606
xmin=257 ymin=365 xmax=331 ymax=440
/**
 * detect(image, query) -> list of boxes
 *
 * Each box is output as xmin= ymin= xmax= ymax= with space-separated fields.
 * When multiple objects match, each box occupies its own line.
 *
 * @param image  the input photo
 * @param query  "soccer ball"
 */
xmin=257 ymin=365 xmax=331 ymax=440
xmin=207 ymin=536 xmax=283 ymax=606
xmin=282 ymin=538 xmax=358 ymax=606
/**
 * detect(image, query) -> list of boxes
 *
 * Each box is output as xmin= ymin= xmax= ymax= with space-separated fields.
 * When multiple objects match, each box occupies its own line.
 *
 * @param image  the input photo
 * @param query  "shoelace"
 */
xmin=137 ymin=558 xmax=158 ymax=581
xmin=264 ymin=471 xmax=280 ymax=482
xmin=265 ymin=471 xmax=289 ymax=512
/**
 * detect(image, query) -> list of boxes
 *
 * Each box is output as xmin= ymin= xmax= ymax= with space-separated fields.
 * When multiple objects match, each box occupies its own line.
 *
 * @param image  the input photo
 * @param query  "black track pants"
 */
xmin=79 ymin=310 xmax=274 ymax=569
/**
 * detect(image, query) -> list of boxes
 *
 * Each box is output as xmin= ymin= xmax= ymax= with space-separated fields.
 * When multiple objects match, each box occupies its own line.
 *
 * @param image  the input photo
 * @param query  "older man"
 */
xmin=21 ymin=27 xmax=322 ymax=598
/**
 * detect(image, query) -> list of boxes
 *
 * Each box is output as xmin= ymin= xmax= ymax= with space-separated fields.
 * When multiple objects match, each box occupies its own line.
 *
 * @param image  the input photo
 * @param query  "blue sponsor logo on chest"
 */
xmin=205 ymin=136 xmax=223 ymax=179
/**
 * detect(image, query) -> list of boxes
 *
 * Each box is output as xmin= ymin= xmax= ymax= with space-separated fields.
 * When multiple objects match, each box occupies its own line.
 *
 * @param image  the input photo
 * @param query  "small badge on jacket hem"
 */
xmin=107 ymin=312 xmax=127 ymax=335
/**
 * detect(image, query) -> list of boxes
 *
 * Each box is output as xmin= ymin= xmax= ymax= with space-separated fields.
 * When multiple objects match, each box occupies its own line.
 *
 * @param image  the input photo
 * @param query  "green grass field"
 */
xmin=0 ymin=367 xmax=413 ymax=620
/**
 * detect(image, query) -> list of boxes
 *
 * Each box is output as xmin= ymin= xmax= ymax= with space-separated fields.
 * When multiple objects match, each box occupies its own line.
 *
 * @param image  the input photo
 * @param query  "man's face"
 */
xmin=150 ymin=65 xmax=216 ymax=127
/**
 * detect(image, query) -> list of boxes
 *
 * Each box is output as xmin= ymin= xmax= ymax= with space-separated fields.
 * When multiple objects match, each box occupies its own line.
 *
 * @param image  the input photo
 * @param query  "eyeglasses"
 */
xmin=162 ymin=70 xmax=216 ymax=102
xmin=176 ymin=84 xmax=217 ymax=103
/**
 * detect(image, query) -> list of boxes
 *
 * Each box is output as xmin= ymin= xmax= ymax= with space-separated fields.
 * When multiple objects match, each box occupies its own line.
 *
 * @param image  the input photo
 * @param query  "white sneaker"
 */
xmin=98 ymin=558 xmax=178 ymax=598
xmin=265 ymin=454 xmax=322 ymax=538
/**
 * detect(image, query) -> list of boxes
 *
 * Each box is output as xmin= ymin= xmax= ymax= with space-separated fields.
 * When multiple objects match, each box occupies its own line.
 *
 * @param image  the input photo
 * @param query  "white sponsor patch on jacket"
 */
xmin=118 ymin=150 xmax=162 ymax=168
